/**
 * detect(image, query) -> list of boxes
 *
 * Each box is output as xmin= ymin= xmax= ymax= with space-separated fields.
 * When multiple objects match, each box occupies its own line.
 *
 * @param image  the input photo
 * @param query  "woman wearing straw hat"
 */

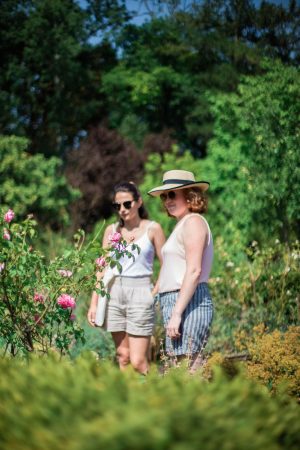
xmin=148 ymin=170 xmax=213 ymax=371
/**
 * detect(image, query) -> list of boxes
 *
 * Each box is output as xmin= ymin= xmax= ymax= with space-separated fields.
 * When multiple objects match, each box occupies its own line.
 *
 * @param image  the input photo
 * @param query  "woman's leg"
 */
xmin=111 ymin=331 xmax=130 ymax=371
xmin=128 ymin=335 xmax=151 ymax=375
xmin=188 ymin=352 xmax=206 ymax=373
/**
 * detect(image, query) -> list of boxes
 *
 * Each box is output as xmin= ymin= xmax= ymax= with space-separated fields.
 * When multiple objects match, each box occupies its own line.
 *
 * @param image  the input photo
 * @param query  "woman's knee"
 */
xmin=116 ymin=347 xmax=130 ymax=366
xmin=130 ymin=355 xmax=148 ymax=373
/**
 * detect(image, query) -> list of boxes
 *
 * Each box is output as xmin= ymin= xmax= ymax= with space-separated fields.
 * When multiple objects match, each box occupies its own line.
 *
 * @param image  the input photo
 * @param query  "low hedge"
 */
xmin=0 ymin=355 xmax=300 ymax=449
xmin=205 ymin=325 xmax=300 ymax=400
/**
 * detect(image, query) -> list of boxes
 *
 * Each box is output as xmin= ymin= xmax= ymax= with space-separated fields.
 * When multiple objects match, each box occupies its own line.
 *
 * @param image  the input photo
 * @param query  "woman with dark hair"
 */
xmin=148 ymin=170 xmax=213 ymax=372
xmin=88 ymin=182 xmax=165 ymax=374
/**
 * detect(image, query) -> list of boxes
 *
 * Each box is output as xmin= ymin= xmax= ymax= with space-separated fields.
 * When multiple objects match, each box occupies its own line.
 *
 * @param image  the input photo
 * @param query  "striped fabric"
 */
xmin=159 ymin=283 xmax=213 ymax=356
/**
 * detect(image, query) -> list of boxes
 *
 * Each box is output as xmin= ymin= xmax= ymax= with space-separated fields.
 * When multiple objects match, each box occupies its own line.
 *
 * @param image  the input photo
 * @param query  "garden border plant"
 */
xmin=0 ymin=208 xmax=138 ymax=357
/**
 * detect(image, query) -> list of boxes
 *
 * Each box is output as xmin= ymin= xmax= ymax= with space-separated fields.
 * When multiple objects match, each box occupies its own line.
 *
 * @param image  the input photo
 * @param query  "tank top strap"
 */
xmin=199 ymin=215 xmax=212 ymax=246
xmin=138 ymin=221 xmax=155 ymax=244
xmin=112 ymin=222 xmax=119 ymax=233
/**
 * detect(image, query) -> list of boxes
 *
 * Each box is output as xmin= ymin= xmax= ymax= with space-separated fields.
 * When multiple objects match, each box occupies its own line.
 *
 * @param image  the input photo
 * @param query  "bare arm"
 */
xmin=149 ymin=222 xmax=166 ymax=296
xmin=87 ymin=223 xmax=115 ymax=326
xmin=166 ymin=216 xmax=207 ymax=338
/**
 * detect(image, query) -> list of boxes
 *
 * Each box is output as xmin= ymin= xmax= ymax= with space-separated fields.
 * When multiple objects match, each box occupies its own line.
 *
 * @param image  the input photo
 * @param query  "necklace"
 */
xmin=122 ymin=221 xmax=144 ymax=242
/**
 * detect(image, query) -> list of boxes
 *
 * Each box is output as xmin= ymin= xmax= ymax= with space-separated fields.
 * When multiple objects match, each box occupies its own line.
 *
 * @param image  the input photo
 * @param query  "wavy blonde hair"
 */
xmin=182 ymin=187 xmax=208 ymax=213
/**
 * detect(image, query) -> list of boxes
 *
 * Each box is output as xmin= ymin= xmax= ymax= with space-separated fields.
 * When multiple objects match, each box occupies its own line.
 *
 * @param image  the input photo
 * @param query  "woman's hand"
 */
xmin=87 ymin=304 xmax=97 ymax=327
xmin=166 ymin=311 xmax=182 ymax=339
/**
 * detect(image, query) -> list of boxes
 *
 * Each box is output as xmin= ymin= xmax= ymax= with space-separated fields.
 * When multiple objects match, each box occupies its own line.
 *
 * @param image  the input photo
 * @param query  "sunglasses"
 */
xmin=160 ymin=191 xmax=177 ymax=201
xmin=112 ymin=200 xmax=133 ymax=211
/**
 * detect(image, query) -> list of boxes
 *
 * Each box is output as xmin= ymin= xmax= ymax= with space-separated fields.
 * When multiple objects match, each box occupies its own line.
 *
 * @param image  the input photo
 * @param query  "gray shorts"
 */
xmin=104 ymin=276 xmax=154 ymax=336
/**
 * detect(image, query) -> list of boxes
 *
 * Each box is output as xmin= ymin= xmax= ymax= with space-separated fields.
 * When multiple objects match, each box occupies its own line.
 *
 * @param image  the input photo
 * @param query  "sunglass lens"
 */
xmin=123 ymin=201 xmax=132 ymax=210
xmin=112 ymin=201 xmax=133 ymax=211
xmin=112 ymin=203 xmax=121 ymax=211
xmin=160 ymin=191 xmax=176 ymax=201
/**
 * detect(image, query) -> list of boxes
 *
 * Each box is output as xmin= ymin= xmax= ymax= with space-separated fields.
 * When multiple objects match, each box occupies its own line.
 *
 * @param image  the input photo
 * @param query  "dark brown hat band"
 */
xmin=163 ymin=179 xmax=193 ymax=185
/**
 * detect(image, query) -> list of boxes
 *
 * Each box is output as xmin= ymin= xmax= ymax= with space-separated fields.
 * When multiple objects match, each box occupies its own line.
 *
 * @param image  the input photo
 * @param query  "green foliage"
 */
xmin=0 ymin=135 xmax=79 ymax=226
xmin=202 ymin=60 xmax=300 ymax=246
xmin=102 ymin=63 xmax=186 ymax=137
xmin=0 ymin=0 xmax=126 ymax=155
xmin=0 ymin=207 xmax=132 ymax=356
xmin=1 ymin=1 xmax=299 ymax=158
xmin=206 ymin=325 xmax=300 ymax=400
xmin=0 ymin=355 xmax=300 ymax=449
xmin=207 ymin=239 xmax=300 ymax=353
xmin=245 ymin=325 xmax=300 ymax=399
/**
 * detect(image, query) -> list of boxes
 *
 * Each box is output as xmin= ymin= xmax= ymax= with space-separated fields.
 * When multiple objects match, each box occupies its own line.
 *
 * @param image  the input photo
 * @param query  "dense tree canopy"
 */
xmin=0 ymin=0 xmax=127 ymax=156
xmin=1 ymin=0 xmax=299 ymax=158
xmin=0 ymin=0 xmax=299 ymax=233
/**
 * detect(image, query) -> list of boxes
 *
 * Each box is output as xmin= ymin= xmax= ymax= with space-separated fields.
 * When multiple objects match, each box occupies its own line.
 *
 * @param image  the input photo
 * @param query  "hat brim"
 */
xmin=147 ymin=181 xmax=210 ymax=197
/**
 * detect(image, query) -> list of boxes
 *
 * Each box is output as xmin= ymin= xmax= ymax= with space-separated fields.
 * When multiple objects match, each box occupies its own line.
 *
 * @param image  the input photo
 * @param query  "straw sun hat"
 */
xmin=147 ymin=170 xmax=209 ymax=197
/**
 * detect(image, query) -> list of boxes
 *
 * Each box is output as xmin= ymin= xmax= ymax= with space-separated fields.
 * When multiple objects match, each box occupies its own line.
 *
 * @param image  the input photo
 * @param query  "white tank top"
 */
xmin=112 ymin=221 xmax=155 ymax=277
xmin=159 ymin=214 xmax=213 ymax=293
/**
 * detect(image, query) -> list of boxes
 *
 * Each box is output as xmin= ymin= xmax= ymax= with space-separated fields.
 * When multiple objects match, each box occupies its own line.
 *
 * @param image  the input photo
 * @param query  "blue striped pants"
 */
xmin=159 ymin=283 xmax=213 ymax=356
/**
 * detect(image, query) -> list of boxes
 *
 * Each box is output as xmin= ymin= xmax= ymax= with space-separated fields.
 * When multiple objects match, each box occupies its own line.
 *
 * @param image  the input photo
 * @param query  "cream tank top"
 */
xmin=112 ymin=221 xmax=155 ymax=277
xmin=159 ymin=213 xmax=213 ymax=293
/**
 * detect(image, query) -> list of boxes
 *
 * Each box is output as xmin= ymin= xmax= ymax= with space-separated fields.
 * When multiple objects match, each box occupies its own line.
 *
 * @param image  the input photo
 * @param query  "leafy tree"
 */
xmin=0 ymin=0 xmax=127 ymax=156
xmin=1 ymin=0 xmax=298 ymax=161
xmin=141 ymin=59 xmax=299 ymax=251
xmin=110 ymin=1 xmax=299 ymax=155
xmin=0 ymin=135 xmax=79 ymax=227
xmin=202 ymin=59 xmax=300 ymax=245
xmin=66 ymin=125 xmax=144 ymax=230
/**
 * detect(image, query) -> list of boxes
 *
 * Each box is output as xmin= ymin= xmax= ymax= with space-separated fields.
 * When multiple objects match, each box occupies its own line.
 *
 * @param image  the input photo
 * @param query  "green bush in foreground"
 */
xmin=0 ymin=355 xmax=299 ymax=450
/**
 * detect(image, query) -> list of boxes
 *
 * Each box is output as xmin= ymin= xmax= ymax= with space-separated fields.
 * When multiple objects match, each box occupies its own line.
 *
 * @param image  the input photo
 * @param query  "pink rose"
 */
xmin=57 ymin=294 xmax=76 ymax=309
xmin=70 ymin=313 xmax=76 ymax=321
xmin=95 ymin=257 xmax=106 ymax=267
xmin=4 ymin=209 xmax=14 ymax=223
xmin=0 ymin=263 xmax=5 ymax=272
xmin=108 ymin=232 xmax=122 ymax=244
xmin=3 ymin=229 xmax=10 ymax=240
xmin=34 ymin=292 xmax=45 ymax=303
xmin=57 ymin=269 xmax=73 ymax=278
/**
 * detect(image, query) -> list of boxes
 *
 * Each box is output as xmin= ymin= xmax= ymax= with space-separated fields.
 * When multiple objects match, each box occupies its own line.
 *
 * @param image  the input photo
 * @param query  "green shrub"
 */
xmin=244 ymin=325 xmax=300 ymax=399
xmin=205 ymin=325 xmax=300 ymax=400
xmin=0 ymin=208 xmax=134 ymax=356
xmin=0 ymin=356 xmax=299 ymax=450
xmin=207 ymin=239 xmax=300 ymax=353
xmin=0 ymin=135 xmax=79 ymax=227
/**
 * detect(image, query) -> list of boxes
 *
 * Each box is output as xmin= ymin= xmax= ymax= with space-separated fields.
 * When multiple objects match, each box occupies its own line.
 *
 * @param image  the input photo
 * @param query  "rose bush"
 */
xmin=0 ymin=208 xmax=136 ymax=357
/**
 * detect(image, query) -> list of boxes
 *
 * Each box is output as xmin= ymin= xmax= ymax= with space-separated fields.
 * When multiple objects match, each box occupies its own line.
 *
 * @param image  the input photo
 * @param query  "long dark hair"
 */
xmin=113 ymin=182 xmax=148 ymax=227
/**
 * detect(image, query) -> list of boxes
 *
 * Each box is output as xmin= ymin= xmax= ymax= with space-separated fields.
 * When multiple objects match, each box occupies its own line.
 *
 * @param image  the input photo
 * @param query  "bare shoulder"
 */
xmin=150 ymin=221 xmax=163 ymax=232
xmin=183 ymin=214 xmax=208 ymax=233
xmin=104 ymin=223 xmax=115 ymax=234
xmin=102 ymin=223 xmax=117 ymax=246
xmin=148 ymin=221 xmax=165 ymax=241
